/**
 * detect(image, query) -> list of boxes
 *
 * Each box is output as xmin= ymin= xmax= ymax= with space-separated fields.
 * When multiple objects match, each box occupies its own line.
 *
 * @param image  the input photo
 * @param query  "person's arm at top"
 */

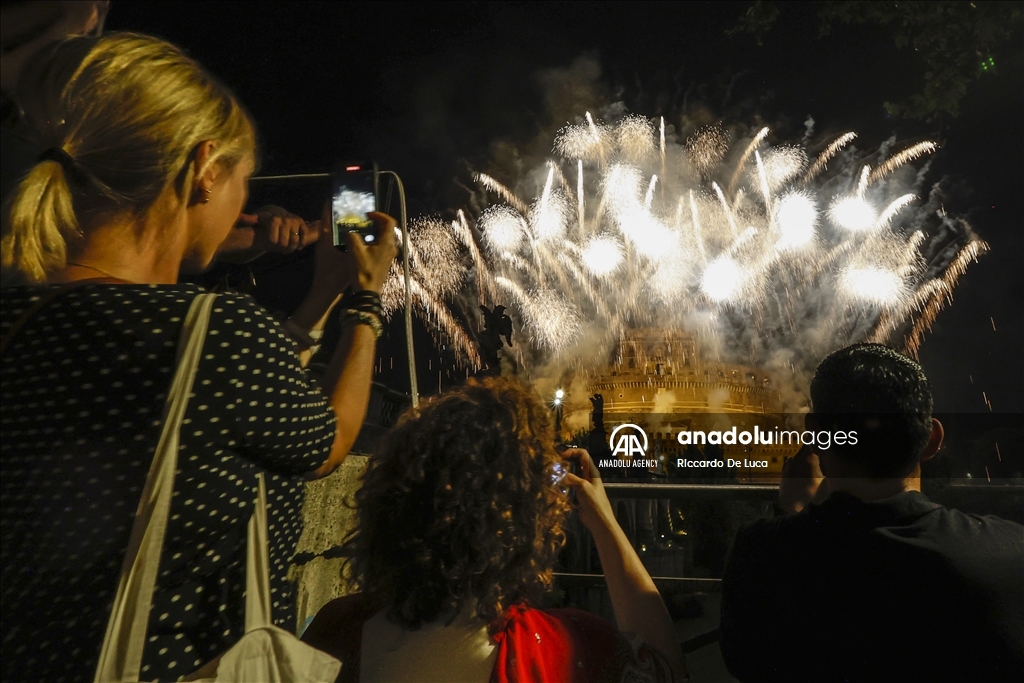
xmin=286 ymin=209 xmax=396 ymax=479
xmin=564 ymin=448 xmax=688 ymax=681
xmin=216 ymin=206 xmax=320 ymax=264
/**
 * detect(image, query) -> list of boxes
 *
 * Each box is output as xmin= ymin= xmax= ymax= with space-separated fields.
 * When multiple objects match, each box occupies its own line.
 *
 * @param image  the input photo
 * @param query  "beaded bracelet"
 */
xmin=340 ymin=309 xmax=383 ymax=339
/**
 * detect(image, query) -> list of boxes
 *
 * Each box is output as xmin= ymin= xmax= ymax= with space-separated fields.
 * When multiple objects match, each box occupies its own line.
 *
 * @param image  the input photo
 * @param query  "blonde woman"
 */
xmin=0 ymin=33 xmax=395 ymax=681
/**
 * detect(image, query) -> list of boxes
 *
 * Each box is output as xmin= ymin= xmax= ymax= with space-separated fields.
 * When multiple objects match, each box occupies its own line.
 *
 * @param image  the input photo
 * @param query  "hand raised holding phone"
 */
xmin=311 ymin=205 xmax=396 ymax=297
xmin=561 ymin=448 xmax=618 ymax=536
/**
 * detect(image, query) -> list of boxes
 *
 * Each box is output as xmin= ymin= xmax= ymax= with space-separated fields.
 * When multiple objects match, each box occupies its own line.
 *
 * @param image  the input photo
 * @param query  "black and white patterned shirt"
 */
xmin=0 ymin=284 xmax=336 ymax=682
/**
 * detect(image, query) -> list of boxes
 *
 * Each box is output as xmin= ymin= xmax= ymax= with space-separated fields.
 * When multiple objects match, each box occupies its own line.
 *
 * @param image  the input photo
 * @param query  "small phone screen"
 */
xmin=331 ymin=165 xmax=377 ymax=244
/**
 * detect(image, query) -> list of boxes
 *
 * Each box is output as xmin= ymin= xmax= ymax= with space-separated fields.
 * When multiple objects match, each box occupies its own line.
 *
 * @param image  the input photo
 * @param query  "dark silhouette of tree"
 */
xmin=730 ymin=1 xmax=1023 ymax=123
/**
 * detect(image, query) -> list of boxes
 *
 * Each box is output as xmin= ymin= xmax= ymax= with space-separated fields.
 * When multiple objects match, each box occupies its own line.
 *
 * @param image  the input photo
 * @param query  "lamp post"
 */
xmin=553 ymin=389 xmax=564 ymax=435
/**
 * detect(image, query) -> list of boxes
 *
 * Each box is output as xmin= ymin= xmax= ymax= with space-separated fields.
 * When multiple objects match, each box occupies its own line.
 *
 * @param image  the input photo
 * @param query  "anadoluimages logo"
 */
xmin=609 ymin=424 xmax=648 ymax=458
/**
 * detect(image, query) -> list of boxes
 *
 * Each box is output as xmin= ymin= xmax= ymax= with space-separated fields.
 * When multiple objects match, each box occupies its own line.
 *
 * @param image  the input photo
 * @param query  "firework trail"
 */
xmin=728 ymin=126 xmax=770 ymax=194
xmin=868 ymin=142 xmax=938 ymax=185
xmin=803 ymin=132 xmax=857 ymax=183
xmin=474 ymin=173 xmax=529 ymax=214
xmin=383 ymin=110 xmax=984 ymax=390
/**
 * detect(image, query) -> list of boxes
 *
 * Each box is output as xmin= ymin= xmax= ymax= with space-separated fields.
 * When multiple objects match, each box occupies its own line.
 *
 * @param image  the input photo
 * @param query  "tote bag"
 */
xmin=92 ymin=293 xmax=340 ymax=683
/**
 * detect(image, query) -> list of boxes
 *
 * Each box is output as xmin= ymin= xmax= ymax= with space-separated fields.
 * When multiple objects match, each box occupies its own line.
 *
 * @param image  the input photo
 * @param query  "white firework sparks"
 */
xmin=581 ymin=235 xmax=625 ymax=277
xmin=829 ymin=196 xmax=878 ymax=232
xmin=774 ymin=191 xmax=817 ymax=251
xmin=383 ymin=110 xmax=983 ymax=379
xmin=479 ymin=205 xmax=528 ymax=253
xmin=841 ymin=267 xmax=906 ymax=306
xmin=701 ymin=256 xmax=745 ymax=302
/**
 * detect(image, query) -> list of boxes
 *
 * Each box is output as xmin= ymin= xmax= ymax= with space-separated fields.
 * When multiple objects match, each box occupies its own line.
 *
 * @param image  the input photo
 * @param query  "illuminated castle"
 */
xmin=568 ymin=327 xmax=801 ymax=480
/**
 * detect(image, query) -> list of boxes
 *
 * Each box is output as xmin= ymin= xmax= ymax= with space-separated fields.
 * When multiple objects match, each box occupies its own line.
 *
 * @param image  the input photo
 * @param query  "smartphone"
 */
xmin=331 ymin=162 xmax=378 ymax=247
xmin=553 ymin=444 xmax=582 ymax=503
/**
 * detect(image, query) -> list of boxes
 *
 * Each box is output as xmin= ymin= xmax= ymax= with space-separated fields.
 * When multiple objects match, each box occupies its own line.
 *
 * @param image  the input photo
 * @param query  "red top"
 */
xmin=302 ymin=595 xmax=674 ymax=683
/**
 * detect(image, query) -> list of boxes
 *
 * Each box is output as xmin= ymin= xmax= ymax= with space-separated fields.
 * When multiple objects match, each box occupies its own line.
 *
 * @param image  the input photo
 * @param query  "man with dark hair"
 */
xmin=720 ymin=343 xmax=1023 ymax=682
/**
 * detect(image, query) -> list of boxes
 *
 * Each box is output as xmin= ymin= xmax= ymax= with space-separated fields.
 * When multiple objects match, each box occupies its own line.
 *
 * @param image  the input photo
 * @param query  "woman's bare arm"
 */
xmin=286 ymin=211 xmax=396 ymax=479
xmin=565 ymin=448 xmax=688 ymax=680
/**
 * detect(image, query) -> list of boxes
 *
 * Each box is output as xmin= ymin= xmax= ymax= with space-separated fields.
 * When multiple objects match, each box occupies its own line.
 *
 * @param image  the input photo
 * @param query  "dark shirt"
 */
xmin=720 ymin=490 xmax=1024 ymax=682
xmin=0 ymin=285 xmax=335 ymax=681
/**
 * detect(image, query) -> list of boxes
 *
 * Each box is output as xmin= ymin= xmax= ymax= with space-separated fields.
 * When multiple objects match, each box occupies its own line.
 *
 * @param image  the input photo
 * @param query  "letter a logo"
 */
xmin=609 ymin=424 xmax=649 ymax=458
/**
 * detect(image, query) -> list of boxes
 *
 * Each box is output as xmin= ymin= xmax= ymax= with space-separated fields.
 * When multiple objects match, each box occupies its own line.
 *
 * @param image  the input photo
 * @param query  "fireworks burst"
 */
xmin=384 ymin=110 xmax=985 ymax=385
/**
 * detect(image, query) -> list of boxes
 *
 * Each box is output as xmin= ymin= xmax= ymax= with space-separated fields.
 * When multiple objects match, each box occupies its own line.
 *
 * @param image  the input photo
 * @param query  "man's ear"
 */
xmin=919 ymin=418 xmax=943 ymax=463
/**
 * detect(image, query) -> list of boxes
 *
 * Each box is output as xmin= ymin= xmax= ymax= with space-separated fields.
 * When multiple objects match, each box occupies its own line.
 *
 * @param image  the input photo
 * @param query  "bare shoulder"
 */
xmin=302 ymin=593 xmax=377 ymax=660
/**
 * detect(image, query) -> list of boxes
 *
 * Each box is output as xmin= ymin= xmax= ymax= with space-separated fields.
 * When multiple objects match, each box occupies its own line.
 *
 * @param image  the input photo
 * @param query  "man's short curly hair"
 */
xmin=342 ymin=377 xmax=571 ymax=629
xmin=811 ymin=343 xmax=933 ymax=478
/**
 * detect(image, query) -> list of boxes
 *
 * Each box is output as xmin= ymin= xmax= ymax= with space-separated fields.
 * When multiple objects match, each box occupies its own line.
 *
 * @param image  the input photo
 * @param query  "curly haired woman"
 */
xmin=302 ymin=378 xmax=688 ymax=682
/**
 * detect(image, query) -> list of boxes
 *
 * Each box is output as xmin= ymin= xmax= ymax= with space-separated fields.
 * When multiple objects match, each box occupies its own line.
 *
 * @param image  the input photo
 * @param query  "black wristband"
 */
xmin=343 ymin=289 xmax=383 ymax=317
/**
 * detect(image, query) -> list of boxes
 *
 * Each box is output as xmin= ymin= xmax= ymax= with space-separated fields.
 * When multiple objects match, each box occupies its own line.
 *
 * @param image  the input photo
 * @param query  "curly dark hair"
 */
xmin=342 ymin=377 xmax=571 ymax=629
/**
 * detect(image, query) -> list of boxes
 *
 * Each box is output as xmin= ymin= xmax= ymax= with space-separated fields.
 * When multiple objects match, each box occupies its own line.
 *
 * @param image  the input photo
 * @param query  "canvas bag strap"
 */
xmin=93 ymin=292 xmax=218 ymax=683
xmin=245 ymin=472 xmax=274 ymax=632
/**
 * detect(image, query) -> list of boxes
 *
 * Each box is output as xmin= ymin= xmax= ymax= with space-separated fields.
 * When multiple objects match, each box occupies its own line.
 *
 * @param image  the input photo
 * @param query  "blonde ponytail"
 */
xmin=2 ymin=158 xmax=79 ymax=283
xmin=1 ymin=32 xmax=256 ymax=283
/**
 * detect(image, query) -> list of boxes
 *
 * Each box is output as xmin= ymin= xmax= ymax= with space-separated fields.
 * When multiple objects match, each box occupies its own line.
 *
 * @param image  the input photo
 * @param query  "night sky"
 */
xmin=106 ymin=1 xmax=1023 ymax=414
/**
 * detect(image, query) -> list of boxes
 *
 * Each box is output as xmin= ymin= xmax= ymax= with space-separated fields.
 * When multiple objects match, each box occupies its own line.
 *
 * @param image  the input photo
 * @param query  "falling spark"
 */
xmin=689 ymin=190 xmax=707 ymax=263
xmin=877 ymin=193 xmax=917 ymax=229
xmin=755 ymin=150 xmax=773 ymax=214
xmin=712 ymin=182 xmax=739 ymax=238
xmin=577 ymin=159 xmax=585 ymax=235
xmin=902 ymin=237 xmax=989 ymax=357
xmin=645 ymin=175 xmax=658 ymax=209
xmin=803 ymin=132 xmax=857 ymax=183
xmin=529 ymin=170 xmax=568 ymax=243
xmin=869 ymin=142 xmax=938 ymax=184
xmin=659 ymin=116 xmax=666 ymax=178
xmin=728 ymin=126 xmax=770 ymax=195
xmin=475 ymin=173 xmax=529 ymax=214
xmin=856 ymin=166 xmax=871 ymax=198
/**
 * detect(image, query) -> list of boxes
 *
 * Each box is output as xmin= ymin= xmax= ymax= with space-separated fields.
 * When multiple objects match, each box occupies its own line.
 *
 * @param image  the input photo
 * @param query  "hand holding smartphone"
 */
xmin=331 ymin=162 xmax=379 ymax=249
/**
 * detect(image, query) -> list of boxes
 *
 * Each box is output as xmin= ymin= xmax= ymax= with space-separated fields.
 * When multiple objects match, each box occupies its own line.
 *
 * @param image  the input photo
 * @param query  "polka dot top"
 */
xmin=0 ymin=284 xmax=336 ymax=682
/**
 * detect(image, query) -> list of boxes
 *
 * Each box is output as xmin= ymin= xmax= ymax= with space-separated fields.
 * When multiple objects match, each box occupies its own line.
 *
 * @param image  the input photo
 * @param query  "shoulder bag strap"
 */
xmin=93 ymin=292 xmax=218 ymax=683
xmin=245 ymin=472 xmax=274 ymax=632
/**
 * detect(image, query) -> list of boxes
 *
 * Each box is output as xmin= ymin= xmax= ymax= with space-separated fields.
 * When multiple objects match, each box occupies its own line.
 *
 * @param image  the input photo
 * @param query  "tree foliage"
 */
xmin=729 ymin=1 xmax=1023 ymax=123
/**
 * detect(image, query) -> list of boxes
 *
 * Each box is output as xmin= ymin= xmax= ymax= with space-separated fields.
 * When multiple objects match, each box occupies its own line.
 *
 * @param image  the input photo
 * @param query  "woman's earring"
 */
xmin=202 ymin=188 xmax=212 ymax=204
